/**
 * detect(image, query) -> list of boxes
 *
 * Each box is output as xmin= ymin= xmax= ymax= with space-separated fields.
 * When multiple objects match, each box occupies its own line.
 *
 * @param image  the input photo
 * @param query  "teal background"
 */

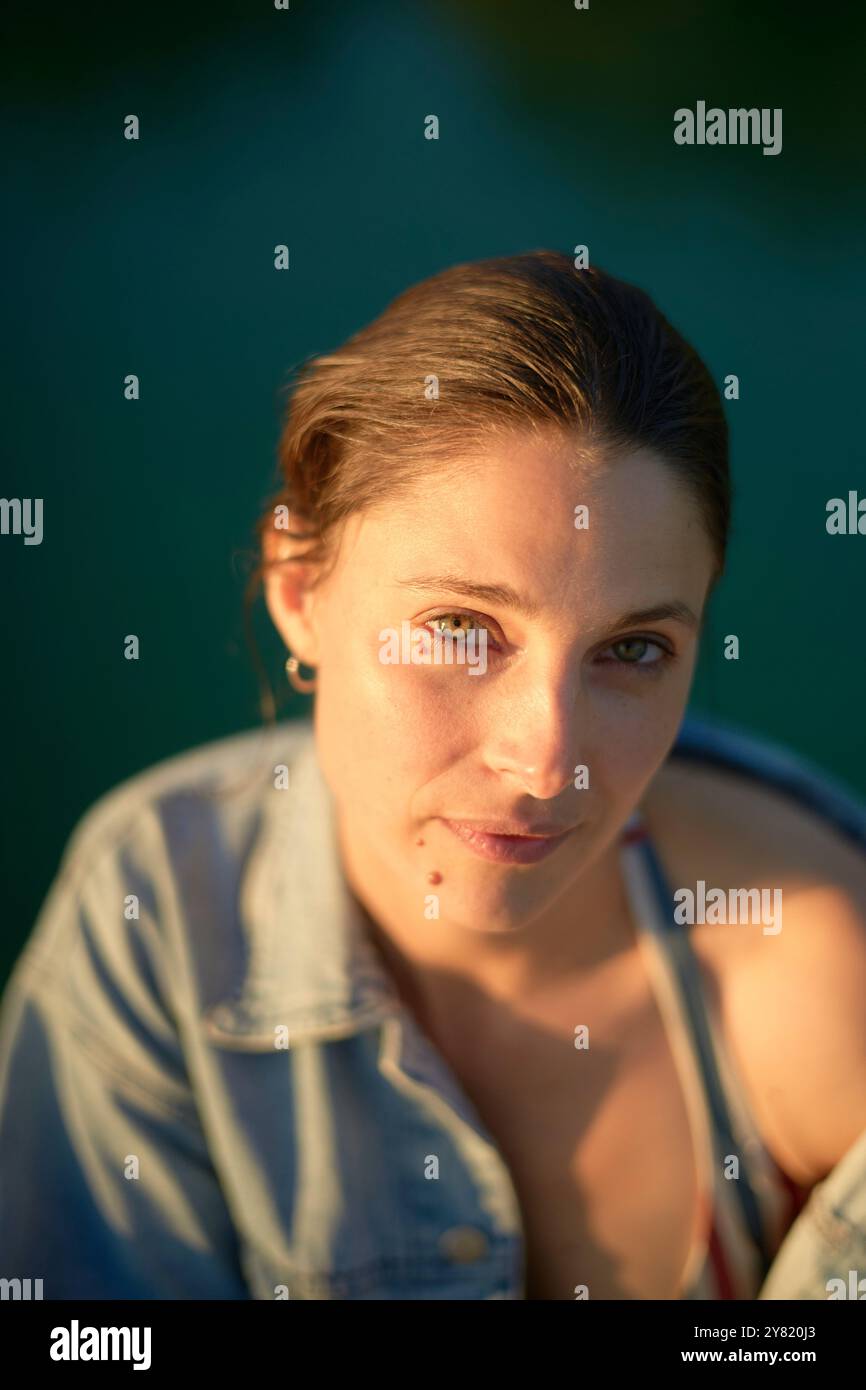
xmin=2 ymin=0 xmax=865 ymax=981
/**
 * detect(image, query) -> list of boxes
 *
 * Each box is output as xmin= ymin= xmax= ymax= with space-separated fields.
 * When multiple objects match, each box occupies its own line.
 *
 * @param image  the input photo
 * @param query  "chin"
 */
xmin=440 ymin=879 xmax=566 ymax=934
xmin=438 ymin=904 xmax=536 ymax=936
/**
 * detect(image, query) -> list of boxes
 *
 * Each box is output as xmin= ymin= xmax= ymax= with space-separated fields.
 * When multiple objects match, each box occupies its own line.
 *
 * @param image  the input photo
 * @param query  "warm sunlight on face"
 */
xmin=299 ymin=429 xmax=717 ymax=934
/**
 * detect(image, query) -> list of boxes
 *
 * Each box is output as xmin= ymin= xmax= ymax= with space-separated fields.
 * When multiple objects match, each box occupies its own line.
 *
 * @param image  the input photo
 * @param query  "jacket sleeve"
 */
xmin=757 ymin=1124 xmax=866 ymax=1300
xmin=0 ymin=812 xmax=251 ymax=1299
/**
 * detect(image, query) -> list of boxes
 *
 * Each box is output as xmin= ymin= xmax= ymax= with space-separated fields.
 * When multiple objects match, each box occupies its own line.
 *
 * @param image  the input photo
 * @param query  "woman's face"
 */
xmin=274 ymin=428 xmax=718 ymax=935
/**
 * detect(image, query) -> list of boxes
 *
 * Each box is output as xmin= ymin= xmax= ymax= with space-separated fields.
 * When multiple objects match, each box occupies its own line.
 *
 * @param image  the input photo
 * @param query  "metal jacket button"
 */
xmin=438 ymin=1226 xmax=489 ymax=1264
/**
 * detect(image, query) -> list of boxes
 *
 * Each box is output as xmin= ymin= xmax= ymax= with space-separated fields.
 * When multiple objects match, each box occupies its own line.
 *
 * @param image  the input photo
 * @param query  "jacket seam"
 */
xmin=11 ymin=957 xmax=202 ymax=1123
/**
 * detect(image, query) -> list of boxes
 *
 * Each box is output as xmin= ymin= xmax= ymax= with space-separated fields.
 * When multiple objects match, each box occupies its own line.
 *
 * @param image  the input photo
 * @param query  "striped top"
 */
xmin=615 ymin=716 xmax=866 ymax=1300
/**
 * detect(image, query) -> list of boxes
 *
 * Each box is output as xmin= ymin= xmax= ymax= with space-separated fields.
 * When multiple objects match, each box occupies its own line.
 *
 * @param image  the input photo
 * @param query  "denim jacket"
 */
xmin=1 ymin=715 xmax=865 ymax=1300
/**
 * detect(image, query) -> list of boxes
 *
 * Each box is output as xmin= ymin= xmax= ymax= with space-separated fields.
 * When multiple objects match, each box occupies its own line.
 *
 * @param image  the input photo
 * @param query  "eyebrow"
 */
xmin=393 ymin=574 xmax=701 ymax=631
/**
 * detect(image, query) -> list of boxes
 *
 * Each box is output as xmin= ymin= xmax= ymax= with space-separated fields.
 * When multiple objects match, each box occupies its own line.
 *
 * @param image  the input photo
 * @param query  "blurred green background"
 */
xmin=2 ymin=0 xmax=865 ymax=982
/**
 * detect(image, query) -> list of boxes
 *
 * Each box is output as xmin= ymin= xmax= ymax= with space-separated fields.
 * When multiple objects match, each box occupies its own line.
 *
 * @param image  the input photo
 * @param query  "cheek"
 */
xmin=330 ymin=620 xmax=480 ymax=733
xmin=587 ymin=702 xmax=685 ymax=810
xmin=314 ymin=633 xmax=474 ymax=813
xmin=580 ymin=656 xmax=692 ymax=800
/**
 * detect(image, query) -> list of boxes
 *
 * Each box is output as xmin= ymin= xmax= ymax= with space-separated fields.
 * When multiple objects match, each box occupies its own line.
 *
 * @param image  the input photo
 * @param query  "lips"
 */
xmin=440 ymin=818 xmax=577 ymax=865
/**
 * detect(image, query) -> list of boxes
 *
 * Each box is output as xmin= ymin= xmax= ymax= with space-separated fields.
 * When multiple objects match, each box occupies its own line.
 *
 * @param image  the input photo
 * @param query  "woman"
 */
xmin=1 ymin=250 xmax=865 ymax=1301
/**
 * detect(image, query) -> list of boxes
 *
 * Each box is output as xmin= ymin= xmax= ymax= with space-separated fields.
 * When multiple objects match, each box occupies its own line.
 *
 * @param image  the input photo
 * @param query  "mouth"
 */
xmin=439 ymin=818 xmax=578 ymax=865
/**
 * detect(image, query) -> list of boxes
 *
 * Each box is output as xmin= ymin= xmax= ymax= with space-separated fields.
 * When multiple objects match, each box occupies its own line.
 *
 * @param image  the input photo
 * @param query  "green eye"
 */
xmin=601 ymin=636 xmax=673 ymax=673
xmin=422 ymin=611 xmax=502 ymax=652
xmin=613 ymin=638 xmax=650 ymax=662
xmin=430 ymin=614 xmax=483 ymax=635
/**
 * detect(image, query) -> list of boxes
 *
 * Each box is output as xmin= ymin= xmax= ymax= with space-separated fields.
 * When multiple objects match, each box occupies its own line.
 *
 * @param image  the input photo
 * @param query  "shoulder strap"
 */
xmin=627 ymin=820 xmax=777 ymax=1278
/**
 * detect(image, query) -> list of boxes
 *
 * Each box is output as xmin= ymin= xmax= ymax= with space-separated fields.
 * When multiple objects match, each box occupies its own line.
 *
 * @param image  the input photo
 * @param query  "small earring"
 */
xmin=285 ymin=653 xmax=317 ymax=694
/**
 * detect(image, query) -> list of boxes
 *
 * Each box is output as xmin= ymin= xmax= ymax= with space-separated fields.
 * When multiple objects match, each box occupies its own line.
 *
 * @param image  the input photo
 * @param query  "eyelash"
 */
xmin=421 ymin=612 xmax=676 ymax=675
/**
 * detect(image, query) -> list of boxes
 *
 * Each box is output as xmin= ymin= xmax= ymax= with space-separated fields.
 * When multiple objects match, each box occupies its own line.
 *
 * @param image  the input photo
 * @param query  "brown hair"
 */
xmin=256 ymin=249 xmax=728 ymax=571
xmin=247 ymin=250 xmax=730 ymax=705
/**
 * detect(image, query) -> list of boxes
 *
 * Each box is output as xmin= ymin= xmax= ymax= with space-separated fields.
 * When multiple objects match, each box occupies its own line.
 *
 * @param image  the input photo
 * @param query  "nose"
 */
xmin=483 ymin=661 xmax=583 ymax=802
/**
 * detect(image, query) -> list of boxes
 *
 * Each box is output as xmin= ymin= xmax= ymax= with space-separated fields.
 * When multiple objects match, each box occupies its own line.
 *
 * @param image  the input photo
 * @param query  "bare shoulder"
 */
xmin=641 ymin=757 xmax=866 ymax=1185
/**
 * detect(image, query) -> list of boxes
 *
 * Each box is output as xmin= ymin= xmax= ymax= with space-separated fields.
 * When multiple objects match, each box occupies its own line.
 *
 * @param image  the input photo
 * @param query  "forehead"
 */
xmin=337 ymin=430 xmax=715 ymax=613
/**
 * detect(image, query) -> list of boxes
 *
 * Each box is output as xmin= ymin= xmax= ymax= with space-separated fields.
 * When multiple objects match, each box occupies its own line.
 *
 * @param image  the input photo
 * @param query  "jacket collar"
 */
xmin=202 ymin=722 xmax=402 ymax=1050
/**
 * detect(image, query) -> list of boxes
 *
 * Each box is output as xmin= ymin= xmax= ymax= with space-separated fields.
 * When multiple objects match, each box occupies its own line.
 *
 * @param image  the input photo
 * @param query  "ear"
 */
xmin=262 ymin=520 xmax=322 ymax=666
